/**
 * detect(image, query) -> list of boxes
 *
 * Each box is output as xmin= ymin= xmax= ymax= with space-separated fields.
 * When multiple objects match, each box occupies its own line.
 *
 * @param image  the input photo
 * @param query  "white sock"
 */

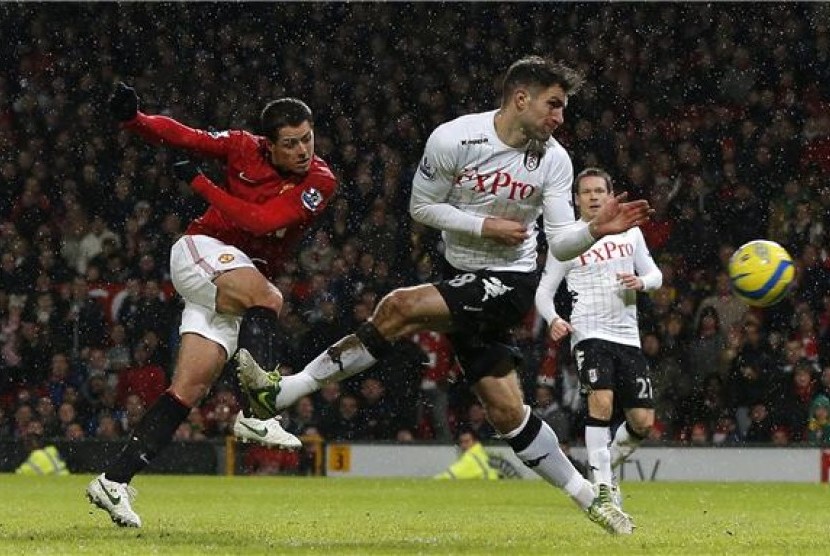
xmin=274 ymin=334 xmax=377 ymax=410
xmin=504 ymin=406 xmax=594 ymax=509
xmin=585 ymin=425 xmax=612 ymax=484
xmin=610 ymin=422 xmax=642 ymax=469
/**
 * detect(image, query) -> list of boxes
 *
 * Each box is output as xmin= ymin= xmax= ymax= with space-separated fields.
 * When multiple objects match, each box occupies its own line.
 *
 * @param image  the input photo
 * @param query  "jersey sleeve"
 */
xmin=123 ymin=113 xmax=236 ymax=158
xmin=632 ymin=227 xmax=663 ymax=291
xmin=534 ymin=251 xmax=571 ymax=325
xmin=541 ymin=155 xmax=597 ymax=261
xmin=409 ymin=126 xmax=486 ymax=236
xmin=190 ymin=169 xmax=337 ymax=236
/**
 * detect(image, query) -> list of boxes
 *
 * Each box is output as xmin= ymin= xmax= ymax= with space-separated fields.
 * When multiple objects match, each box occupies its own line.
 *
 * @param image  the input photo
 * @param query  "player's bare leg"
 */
xmin=474 ymin=371 xmax=632 ymax=534
xmin=236 ymin=284 xmax=452 ymax=414
xmin=88 ymin=334 xmax=225 ymax=527
xmin=212 ymin=267 xmax=301 ymax=446
xmin=610 ymin=407 xmax=654 ymax=468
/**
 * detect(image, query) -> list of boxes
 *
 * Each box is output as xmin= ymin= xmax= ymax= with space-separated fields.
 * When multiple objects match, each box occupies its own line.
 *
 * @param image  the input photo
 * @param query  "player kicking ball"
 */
xmin=235 ymin=56 xmax=653 ymax=534
xmin=87 ymin=83 xmax=335 ymax=527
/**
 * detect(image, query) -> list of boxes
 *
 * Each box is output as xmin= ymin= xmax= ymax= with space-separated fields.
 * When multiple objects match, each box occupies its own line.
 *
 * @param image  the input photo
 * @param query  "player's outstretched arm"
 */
xmin=588 ymin=192 xmax=653 ymax=238
xmin=111 ymin=82 xmax=230 ymax=158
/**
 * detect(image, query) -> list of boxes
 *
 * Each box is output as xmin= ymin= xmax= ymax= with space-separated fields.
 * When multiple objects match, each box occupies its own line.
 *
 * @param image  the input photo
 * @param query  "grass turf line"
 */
xmin=0 ymin=475 xmax=827 ymax=555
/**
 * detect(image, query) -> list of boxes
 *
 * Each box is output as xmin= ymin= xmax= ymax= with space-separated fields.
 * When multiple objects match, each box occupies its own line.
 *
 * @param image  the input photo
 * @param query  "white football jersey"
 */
xmin=535 ymin=227 xmax=662 ymax=349
xmin=410 ymin=109 xmax=585 ymax=272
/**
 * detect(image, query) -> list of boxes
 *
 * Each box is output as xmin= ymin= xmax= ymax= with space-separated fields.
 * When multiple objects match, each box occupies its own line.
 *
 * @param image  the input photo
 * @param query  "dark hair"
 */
xmin=574 ymin=167 xmax=614 ymax=194
xmin=456 ymin=426 xmax=480 ymax=442
xmin=697 ymin=305 xmax=721 ymax=335
xmin=259 ymin=98 xmax=313 ymax=140
xmin=501 ymin=56 xmax=584 ymax=104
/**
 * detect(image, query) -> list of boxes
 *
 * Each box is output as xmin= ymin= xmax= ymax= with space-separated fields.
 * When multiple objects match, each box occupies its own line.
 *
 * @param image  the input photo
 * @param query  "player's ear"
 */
xmin=514 ymin=88 xmax=529 ymax=110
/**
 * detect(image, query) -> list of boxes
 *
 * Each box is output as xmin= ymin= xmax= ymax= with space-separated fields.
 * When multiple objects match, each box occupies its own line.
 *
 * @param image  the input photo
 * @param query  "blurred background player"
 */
xmin=535 ymin=167 xmax=662 ymax=508
xmin=86 ymin=83 xmax=336 ymax=527
xmin=236 ymin=56 xmax=652 ymax=534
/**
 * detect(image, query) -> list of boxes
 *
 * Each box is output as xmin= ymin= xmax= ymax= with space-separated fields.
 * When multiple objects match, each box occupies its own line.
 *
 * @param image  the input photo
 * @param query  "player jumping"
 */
xmin=87 ymin=83 xmax=336 ymax=527
xmin=235 ymin=57 xmax=651 ymax=534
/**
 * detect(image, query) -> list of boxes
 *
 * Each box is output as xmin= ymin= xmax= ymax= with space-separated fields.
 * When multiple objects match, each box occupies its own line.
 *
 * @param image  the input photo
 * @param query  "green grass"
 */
xmin=0 ymin=475 xmax=827 ymax=555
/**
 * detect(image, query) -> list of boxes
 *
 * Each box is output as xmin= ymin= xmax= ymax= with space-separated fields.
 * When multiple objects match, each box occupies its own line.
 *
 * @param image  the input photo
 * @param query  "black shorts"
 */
xmin=573 ymin=338 xmax=654 ymax=409
xmin=434 ymin=261 xmax=537 ymax=382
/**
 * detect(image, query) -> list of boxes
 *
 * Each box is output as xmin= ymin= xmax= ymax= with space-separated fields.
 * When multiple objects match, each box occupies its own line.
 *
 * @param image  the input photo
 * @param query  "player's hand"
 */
xmin=589 ymin=192 xmax=653 ymax=238
xmin=548 ymin=317 xmax=573 ymax=342
xmin=616 ymin=271 xmax=643 ymax=290
xmin=172 ymin=159 xmax=203 ymax=183
xmin=481 ymin=217 xmax=529 ymax=246
xmin=110 ymin=81 xmax=139 ymax=122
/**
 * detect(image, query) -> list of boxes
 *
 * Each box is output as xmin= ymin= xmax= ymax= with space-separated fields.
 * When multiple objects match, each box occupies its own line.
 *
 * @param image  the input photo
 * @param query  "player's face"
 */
xmin=268 ymin=121 xmax=314 ymax=175
xmin=576 ymin=176 xmax=611 ymax=221
xmin=458 ymin=433 xmax=476 ymax=452
xmin=519 ymin=84 xmax=567 ymax=142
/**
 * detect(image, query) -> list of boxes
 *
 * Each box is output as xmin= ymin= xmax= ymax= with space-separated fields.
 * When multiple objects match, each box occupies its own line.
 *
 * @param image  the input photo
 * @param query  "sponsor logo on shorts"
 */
xmin=481 ymin=277 xmax=513 ymax=302
xmin=218 ymin=253 xmax=235 ymax=264
xmin=588 ymin=368 xmax=598 ymax=383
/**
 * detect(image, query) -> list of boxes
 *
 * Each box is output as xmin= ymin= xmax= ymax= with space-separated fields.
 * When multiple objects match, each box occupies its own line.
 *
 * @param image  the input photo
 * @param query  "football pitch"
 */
xmin=0 ymin=475 xmax=826 ymax=555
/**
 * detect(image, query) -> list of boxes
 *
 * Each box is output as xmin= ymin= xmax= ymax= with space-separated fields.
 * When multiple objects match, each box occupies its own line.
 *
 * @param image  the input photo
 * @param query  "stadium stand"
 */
xmin=1 ymin=4 xmax=829 ymax=470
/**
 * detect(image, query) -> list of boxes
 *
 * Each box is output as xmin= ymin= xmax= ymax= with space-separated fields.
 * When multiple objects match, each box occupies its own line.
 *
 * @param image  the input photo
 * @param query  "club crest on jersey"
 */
xmin=301 ymin=188 xmax=324 ymax=212
xmin=523 ymin=149 xmax=542 ymax=171
xmin=419 ymin=156 xmax=437 ymax=180
xmin=218 ymin=253 xmax=235 ymax=264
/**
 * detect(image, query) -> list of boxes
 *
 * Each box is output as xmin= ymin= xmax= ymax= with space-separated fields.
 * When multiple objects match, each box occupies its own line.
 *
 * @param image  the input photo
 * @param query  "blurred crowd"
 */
xmin=2 ymin=3 xmax=830 ymax=464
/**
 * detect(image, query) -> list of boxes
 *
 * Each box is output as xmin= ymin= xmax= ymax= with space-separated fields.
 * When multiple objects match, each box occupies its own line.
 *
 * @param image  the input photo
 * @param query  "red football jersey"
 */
xmin=124 ymin=113 xmax=337 ymax=277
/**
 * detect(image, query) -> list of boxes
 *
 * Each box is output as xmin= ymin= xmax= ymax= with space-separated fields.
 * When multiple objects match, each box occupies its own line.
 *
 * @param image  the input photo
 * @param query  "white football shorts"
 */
xmin=169 ymin=234 xmax=255 ymax=357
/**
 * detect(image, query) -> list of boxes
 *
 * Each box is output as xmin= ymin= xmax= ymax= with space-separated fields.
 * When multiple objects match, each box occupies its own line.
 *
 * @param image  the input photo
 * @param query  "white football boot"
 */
xmin=235 ymin=348 xmax=282 ymax=419
xmin=86 ymin=473 xmax=141 ymax=528
xmin=585 ymin=483 xmax=634 ymax=535
xmin=233 ymin=411 xmax=302 ymax=449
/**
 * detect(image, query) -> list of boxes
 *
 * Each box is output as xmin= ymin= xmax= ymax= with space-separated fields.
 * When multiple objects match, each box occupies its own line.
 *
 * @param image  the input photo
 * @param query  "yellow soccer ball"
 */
xmin=728 ymin=240 xmax=795 ymax=307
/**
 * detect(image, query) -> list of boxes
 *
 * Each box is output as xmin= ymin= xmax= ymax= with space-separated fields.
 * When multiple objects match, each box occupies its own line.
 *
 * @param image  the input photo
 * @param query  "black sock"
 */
xmin=355 ymin=322 xmax=393 ymax=359
xmin=238 ymin=306 xmax=284 ymax=371
xmin=105 ymin=392 xmax=190 ymax=484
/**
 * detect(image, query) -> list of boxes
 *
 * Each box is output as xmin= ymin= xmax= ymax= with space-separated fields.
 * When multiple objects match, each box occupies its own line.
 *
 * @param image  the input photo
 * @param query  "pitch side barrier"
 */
xmin=2 ymin=440 xmax=829 ymax=482
xmin=323 ymin=443 xmax=830 ymax=483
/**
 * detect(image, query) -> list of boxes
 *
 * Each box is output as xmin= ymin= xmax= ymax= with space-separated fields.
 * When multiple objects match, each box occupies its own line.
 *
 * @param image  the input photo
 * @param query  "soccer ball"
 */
xmin=728 ymin=240 xmax=795 ymax=307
